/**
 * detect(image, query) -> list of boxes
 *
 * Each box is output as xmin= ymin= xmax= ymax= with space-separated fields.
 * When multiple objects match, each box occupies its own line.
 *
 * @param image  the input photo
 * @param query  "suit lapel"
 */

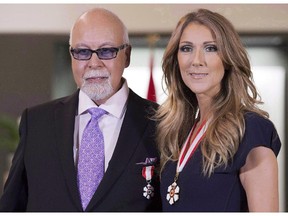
xmin=54 ymin=90 xmax=83 ymax=211
xmin=87 ymin=90 xmax=152 ymax=210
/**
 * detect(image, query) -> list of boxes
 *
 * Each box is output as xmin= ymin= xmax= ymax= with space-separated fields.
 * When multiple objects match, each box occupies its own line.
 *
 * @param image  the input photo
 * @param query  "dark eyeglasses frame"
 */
xmin=70 ymin=43 xmax=130 ymax=61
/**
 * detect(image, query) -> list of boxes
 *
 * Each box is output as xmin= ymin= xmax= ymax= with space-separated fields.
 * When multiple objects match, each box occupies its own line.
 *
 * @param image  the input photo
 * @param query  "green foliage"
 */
xmin=0 ymin=115 xmax=19 ymax=152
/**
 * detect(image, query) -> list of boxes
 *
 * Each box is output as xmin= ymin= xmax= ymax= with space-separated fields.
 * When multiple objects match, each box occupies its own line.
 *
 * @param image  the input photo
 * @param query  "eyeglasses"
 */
xmin=70 ymin=44 xmax=130 ymax=61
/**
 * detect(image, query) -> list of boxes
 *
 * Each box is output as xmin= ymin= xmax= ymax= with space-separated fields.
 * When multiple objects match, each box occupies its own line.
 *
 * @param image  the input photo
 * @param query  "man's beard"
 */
xmin=81 ymin=70 xmax=114 ymax=102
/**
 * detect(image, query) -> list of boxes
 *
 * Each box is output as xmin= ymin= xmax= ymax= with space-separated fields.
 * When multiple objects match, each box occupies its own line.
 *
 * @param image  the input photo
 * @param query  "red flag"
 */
xmin=147 ymin=53 xmax=157 ymax=102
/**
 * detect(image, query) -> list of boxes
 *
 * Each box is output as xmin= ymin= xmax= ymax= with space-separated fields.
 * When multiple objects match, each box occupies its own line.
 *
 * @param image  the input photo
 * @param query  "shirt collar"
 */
xmin=78 ymin=78 xmax=129 ymax=119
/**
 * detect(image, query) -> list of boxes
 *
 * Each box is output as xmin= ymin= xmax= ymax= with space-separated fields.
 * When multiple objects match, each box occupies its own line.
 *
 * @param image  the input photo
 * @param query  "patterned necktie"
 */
xmin=77 ymin=108 xmax=106 ymax=210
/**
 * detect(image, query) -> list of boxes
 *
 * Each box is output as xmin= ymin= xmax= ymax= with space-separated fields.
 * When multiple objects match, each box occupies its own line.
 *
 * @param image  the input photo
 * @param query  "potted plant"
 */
xmin=0 ymin=114 xmax=19 ymax=194
xmin=0 ymin=115 xmax=19 ymax=152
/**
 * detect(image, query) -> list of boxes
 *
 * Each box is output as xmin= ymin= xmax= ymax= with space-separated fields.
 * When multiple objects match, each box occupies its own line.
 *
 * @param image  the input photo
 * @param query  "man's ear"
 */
xmin=125 ymin=45 xmax=132 ymax=68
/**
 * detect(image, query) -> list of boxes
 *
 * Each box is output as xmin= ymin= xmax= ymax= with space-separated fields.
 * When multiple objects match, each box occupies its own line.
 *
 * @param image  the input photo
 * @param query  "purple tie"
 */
xmin=77 ymin=108 xmax=106 ymax=210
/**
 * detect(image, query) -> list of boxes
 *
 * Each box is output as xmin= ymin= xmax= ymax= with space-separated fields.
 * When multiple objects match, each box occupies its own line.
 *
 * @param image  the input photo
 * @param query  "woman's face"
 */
xmin=177 ymin=22 xmax=225 ymax=100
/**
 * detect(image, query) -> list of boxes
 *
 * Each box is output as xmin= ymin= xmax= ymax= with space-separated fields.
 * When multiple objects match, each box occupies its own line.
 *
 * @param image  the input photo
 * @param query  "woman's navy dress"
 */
xmin=160 ymin=112 xmax=281 ymax=212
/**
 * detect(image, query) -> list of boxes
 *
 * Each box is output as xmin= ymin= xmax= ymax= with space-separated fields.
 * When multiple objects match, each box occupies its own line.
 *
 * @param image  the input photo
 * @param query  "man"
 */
xmin=0 ymin=8 xmax=161 ymax=212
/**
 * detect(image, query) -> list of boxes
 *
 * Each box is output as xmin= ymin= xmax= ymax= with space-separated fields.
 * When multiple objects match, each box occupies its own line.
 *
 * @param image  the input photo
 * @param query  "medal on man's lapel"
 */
xmin=143 ymin=183 xmax=154 ymax=199
xmin=166 ymin=119 xmax=209 ymax=205
xmin=142 ymin=165 xmax=155 ymax=199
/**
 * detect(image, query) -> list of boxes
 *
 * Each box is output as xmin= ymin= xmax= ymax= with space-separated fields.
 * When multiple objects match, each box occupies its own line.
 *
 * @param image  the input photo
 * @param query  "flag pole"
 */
xmin=146 ymin=34 xmax=160 ymax=102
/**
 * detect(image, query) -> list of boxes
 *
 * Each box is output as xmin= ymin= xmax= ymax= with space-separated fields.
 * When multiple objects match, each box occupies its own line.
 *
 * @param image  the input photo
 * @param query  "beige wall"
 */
xmin=0 ymin=4 xmax=287 ymax=34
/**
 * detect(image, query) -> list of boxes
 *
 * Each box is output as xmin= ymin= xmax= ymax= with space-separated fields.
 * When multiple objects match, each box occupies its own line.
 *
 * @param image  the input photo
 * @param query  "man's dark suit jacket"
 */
xmin=0 ymin=89 xmax=162 ymax=212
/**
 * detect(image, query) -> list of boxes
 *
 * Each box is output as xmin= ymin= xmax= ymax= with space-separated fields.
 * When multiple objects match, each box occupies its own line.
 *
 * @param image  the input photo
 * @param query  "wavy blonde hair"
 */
xmin=155 ymin=9 xmax=268 ymax=176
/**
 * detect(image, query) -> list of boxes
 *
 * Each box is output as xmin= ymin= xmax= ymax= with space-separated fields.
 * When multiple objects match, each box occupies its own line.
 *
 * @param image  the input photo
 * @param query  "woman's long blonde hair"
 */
xmin=155 ymin=9 xmax=268 ymax=176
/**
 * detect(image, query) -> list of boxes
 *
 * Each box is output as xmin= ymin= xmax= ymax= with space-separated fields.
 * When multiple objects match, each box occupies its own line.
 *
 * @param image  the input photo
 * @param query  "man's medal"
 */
xmin=142 ymin=165 xmax=155 ymax=199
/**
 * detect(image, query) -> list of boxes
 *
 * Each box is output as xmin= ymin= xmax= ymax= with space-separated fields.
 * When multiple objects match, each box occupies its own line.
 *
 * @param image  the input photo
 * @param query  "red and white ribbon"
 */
xmin=177 ymin=119 xmax=210 ymax=173
xmin=142 ymin=165 xmax=154 ymax=181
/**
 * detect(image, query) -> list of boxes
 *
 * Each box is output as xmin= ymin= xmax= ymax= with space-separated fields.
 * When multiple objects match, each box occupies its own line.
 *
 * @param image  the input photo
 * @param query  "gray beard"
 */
xmin=81 ymin=71 xmax=114 ymax=102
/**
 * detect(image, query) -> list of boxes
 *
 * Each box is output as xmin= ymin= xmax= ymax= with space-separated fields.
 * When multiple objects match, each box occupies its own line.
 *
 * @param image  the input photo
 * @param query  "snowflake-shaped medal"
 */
xmin=143 ymin=183 xmax=154 ymax=199
xmin=166 ymin=181 xmax=180 ymax=205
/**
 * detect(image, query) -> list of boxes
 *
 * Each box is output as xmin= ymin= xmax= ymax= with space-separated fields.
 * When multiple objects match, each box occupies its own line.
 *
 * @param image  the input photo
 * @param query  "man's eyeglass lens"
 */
xmin=70 ymin=44 xmax=129 ymax=60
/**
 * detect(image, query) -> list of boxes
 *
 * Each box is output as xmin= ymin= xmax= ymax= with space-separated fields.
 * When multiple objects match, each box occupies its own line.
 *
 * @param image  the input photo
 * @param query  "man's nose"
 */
xmin=88 ymin=53 xmax=104 ymax=69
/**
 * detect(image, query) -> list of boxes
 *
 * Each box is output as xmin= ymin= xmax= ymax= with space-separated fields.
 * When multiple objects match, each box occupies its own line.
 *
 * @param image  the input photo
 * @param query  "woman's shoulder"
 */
xmin=230 ymin=111 xmax=281 ymax=169
xmin=239 ymin=111 xmax=281 ymax=159
xmin=244 ymin=111 xmax=272 ymax=127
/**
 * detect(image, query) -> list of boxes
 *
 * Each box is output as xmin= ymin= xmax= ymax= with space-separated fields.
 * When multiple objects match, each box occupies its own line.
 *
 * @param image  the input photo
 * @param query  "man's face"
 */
xmin=70 ymin=12 xmax=130 ymax=104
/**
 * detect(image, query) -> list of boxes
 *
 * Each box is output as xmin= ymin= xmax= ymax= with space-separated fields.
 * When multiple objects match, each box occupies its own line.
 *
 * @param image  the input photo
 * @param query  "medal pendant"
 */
xmin=166 ymin=181 xmax=180 ymax=205
xmin=143 ymin=183 xmax=154 ymax=199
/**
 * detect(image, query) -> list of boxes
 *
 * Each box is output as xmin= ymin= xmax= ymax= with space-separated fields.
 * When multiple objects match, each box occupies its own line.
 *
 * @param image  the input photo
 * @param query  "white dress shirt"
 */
xmin=73 ymin=80 xmax=129 ymax=171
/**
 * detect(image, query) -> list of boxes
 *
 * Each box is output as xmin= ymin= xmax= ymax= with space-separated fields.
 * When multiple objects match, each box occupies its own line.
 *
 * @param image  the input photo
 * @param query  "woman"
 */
xmin=155 ymin=9 xmax=281 ymax=212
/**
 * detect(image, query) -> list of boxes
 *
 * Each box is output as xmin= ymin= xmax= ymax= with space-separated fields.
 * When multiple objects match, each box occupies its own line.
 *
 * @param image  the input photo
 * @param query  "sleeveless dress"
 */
xmin=160 ymin=112 xmax=281 ymax=212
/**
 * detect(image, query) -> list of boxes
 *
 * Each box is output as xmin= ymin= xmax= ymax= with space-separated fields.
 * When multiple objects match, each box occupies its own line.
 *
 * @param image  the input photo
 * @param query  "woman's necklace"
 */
xmin=166 ymin=119 xmax=209 ymax=205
